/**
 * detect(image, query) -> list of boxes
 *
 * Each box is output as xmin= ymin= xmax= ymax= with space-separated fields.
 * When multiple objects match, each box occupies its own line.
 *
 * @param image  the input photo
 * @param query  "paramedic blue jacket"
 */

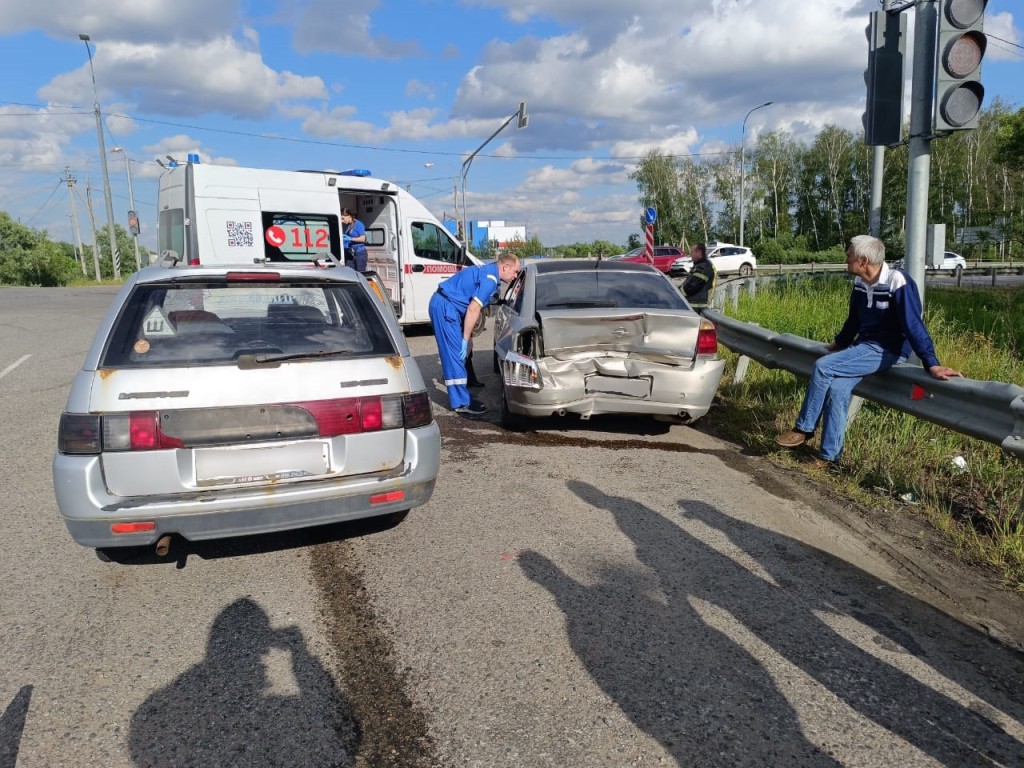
xmin=834 ymin=264 xmax=940 ymax=368
xmin=436 ymin=262 xmax=502 ymax=314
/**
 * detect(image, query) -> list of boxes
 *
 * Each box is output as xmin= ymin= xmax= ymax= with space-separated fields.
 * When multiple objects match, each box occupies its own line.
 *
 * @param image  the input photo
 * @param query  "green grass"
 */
xmin=707 ymin=276 xmax=1024 ymax=590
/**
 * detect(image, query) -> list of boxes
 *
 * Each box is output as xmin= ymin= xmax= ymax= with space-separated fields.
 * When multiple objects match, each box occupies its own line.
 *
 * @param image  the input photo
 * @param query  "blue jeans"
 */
xmin=794 ymin=342 xmax=905 ymax=461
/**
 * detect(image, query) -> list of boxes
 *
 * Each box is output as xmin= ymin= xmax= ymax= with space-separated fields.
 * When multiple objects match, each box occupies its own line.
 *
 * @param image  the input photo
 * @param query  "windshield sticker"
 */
xmin=265 ymin=225 xmax=286 ymax=248
xmin=133 ymin=339 xmax=151 ymax=355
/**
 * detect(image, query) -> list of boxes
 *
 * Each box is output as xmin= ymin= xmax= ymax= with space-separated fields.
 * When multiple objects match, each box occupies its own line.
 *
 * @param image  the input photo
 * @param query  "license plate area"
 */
xmin=585 ymin=375 xmax=651 ymax=398
xmin=194 ymin=442 xmax=329 ymax=487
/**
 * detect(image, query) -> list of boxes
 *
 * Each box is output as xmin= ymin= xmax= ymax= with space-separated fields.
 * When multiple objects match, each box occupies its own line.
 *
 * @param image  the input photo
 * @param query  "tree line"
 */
xmin=0 ymin=210 xmax=148 ymax=286
xmin=628 ymin=101 xmax=1024 ymax=263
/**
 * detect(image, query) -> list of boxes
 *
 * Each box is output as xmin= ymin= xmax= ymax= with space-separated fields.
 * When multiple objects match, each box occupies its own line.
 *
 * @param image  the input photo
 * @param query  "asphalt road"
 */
xmin=1 ymin=286 xmax=1023 ymax=767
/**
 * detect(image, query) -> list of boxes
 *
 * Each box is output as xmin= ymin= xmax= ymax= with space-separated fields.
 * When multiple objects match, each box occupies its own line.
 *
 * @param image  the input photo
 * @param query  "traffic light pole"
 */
xmin=904 ymin=0 xmax=938 ymax=306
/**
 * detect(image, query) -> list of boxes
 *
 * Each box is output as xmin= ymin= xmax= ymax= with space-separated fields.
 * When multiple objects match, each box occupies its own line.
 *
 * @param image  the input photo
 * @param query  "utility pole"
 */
xmin=111 ymin=147 xmax=142 ymax=270
xmin=904 ymin=0 xmax=939 ymax=305
xmin=84 ymin=180 xmax=102 ymax=281
xmin=80 ymin=34 xmax=120 ymax=279
xmin=63 ymin=166 xmax=87 ymax=276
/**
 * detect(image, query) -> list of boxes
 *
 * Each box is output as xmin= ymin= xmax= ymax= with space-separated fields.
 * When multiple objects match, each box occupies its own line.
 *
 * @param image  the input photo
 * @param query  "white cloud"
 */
xmin=290 ymin=0 xmax=425 ymax=58
xmin=986 ymin=11 xmax=1021 ymax=61
xmin=39 ymin=37 xmax=328 ymax=119
xmin=0 ymin=0 xmax=239 ymax=43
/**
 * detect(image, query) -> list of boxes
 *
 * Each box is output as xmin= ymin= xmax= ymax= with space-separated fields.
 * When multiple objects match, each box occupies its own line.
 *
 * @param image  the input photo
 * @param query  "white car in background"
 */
xmin=706 ymin=243 xmax=757 ymax=276
xmin=892 ymin=251 xmax=967 ymax=276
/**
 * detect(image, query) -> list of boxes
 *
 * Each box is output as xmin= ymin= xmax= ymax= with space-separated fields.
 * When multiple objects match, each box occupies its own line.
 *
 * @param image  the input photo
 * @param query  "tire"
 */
xmin=500 ymin=384 xmax=525 ymax=430
xmin=493 ymin=351 xmax=500 ymax=374
xmin=738 ymin=263 xmax=754 ymax=277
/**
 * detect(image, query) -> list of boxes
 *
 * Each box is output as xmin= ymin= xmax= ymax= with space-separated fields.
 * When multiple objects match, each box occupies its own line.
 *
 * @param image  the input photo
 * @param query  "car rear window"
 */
xmin=101 ymin=280 xmax=396 ymax=368
xmin=535 ymin=271 xmax=687 ymax=311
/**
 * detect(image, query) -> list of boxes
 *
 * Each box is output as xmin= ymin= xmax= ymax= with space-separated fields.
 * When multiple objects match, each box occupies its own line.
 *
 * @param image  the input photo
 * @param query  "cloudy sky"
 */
xmin=0 ymin=0 xmax=1021 ymax=249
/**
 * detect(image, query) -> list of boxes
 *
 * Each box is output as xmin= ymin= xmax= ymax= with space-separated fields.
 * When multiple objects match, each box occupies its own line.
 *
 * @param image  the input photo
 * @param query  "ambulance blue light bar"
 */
xmin=339 ymin=169 xmax=372 ymax=177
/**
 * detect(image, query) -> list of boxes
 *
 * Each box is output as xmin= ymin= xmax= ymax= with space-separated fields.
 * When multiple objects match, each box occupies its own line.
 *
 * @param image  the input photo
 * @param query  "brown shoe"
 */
xmin=807 ymin=457 xmax=834 ymax=470
xmin=775 ymin=429 xmax=807 ymax=448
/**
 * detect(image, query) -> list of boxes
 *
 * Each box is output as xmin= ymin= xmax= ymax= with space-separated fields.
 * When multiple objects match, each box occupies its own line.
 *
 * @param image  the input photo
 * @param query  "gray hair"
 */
xmin=849 ymin=235 xmax=885 ymax=265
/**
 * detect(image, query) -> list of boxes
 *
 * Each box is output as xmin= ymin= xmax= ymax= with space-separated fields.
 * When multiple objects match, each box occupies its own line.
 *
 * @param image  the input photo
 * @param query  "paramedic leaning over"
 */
xmin=341 ymin=208 xmax=368 ymax=271
xmin=429 ymin=253 xmax=520 ymax=416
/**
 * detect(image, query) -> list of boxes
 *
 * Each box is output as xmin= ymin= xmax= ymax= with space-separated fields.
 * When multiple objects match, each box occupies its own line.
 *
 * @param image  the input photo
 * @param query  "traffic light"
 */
xmin=127 ymin=210 xmax=140 ymax=236
xmin=934 ymin=0 xmax=987 ymax=131
xmin=863 ymin=10 xmax=906 ymax=147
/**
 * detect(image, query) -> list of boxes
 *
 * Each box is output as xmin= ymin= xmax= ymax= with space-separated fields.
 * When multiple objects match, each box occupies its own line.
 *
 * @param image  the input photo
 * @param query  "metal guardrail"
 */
xmin=703 ymin=308 xmax=1024 ymax=460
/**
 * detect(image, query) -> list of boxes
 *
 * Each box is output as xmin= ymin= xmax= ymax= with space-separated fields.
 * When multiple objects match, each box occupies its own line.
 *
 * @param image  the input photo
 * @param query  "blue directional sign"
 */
xmin=644 ymin=207 xmax=657 ymax=225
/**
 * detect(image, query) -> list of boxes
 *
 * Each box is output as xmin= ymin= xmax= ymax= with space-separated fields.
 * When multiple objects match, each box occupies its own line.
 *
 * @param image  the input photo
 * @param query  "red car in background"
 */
xmin=610 ymin=246 xmax=686 ymax=274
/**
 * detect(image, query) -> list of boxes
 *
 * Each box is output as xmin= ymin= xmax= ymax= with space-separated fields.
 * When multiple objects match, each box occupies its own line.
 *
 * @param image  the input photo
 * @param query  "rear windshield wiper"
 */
xmin=238 ymin=349 xmax=353 ymax=367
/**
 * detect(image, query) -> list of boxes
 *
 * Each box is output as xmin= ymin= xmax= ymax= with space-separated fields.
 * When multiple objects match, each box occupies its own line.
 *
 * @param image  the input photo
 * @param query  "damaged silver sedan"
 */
xmin=492 ymin=259 xmax=725 ymax=427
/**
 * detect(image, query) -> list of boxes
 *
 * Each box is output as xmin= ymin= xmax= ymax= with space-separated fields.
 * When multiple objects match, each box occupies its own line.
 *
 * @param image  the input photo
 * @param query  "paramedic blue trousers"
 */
xmin=429 ymin=291 xmax=470 ymax=410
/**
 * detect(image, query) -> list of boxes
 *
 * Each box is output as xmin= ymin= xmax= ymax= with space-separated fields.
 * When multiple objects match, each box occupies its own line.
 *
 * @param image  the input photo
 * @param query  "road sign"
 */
xmin=644 ymin=207 xmax=657 ymax=225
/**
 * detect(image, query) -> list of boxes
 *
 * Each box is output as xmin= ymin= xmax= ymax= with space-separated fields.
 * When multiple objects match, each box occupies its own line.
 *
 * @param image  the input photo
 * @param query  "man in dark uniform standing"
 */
xmin=429 ymin=252 xmax=520 ymax=415
xmin=681 ymin=243 xmax=716 ymax=311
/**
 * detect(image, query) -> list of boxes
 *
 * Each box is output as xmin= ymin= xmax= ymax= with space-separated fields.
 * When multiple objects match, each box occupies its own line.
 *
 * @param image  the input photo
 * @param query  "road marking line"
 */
xmin=0 ymin=354 xmax=32 ymax=381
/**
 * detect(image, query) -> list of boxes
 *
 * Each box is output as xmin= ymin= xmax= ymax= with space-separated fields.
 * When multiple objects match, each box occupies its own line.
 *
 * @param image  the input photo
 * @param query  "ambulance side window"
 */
xmin=411 ymin=222 xmax=460 ymax=265
xmin=159 ymin=209 xmax=185 ymax=261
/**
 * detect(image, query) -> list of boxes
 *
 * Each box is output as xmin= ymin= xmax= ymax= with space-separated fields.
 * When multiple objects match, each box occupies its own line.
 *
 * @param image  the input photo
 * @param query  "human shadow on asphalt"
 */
xmin=128 ymin=598 xmax=359 ymax=768
xmin=519 ymin=481 xmax=1024 ymax=767
xmin=0 ymin=685 xmax=32 ymax=768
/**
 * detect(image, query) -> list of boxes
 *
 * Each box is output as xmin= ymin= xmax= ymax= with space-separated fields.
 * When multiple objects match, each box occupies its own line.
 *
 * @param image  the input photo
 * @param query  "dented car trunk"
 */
xmin=536 ymin=309 xmax=700 ymax=362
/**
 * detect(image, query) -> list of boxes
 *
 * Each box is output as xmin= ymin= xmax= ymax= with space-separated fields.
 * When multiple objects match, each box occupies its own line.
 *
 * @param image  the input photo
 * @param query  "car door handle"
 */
xmin=411 ymin=264 xmax=425 ymax=273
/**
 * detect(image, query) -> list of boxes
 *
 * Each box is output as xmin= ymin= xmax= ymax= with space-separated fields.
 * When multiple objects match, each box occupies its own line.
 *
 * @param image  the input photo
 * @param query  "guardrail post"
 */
xmin=733 ymin=355 xmax=751 ymax=385
xmin=746 ymin=279 xmax=757 ymax=301
xmin=847 ymin=396 xmax=864 ymax=427
xmin=991 ymin=269 xmax=997 ymax=288
xmin=728 ymin=282 xmax=740 ymax=309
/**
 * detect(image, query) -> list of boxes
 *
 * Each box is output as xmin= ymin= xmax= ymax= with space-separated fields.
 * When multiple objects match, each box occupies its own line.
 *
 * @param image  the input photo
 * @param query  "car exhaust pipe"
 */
xmin=556 ymin=409 xmax=566 ymax=416
xmin=155 ymin=534 xmax=172 ymax=557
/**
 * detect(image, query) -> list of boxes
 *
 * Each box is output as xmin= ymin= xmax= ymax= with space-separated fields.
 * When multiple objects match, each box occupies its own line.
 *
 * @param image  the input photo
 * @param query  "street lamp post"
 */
xmin=79 ymin=33 xmax=120 ymax=279
xmin=738 ymin=101 xmax=774 ymax=248
xmin=424 ymin=162 xmax=463 ymax=239
xmin=460 ymin=101 xmax=528 ymax=249
xmin=111 ymin=147 xmax=142 ymax=270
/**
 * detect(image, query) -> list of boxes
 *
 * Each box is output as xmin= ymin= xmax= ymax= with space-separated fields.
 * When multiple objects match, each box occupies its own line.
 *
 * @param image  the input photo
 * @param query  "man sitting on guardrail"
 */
xmin=775 ymin=235 xmax=962 ymax=468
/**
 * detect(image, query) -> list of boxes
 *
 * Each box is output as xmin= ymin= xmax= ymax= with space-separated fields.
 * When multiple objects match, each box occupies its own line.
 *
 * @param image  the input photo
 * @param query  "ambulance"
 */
xmin=156 ymin=157 xmax=478 ymax=325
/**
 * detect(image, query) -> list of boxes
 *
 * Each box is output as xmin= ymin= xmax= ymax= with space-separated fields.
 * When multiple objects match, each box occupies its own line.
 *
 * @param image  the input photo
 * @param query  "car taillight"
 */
xmin=102 ymin=412 xmax=185 ymax=451
xmin=188 ymin=257 xmax=200 ymax=266
xmin=402 ymin=391 xmax=433 ymax=428
xmin=58 ymin=413 xmax=102 ymax=455
xmin=58 ymin=395 xmax=433 ymax=456
xmin=696 ymin=319 xmax=718 ymax=357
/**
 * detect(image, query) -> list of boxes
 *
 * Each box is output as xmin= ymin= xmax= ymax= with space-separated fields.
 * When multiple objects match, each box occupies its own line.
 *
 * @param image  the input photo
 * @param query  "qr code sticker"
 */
xmin=226 ymin=221 xmax=254 ymax=247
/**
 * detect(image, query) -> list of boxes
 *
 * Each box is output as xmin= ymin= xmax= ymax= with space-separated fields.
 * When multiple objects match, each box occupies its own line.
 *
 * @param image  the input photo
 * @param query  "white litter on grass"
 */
xmin=951 ymin=455 xmax=968 ymax=473
xmin=899 ymin=492 xmax=918 ymax=504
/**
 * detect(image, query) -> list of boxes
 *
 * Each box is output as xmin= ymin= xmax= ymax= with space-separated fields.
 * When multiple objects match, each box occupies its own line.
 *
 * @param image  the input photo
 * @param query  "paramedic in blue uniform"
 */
xmin=341 ymin=209 xmax=368 ymax=271
xmin=430 ymin=252 xmax=520 ymax=415
xmin=775 ymin=235 xmax=962 ymax=467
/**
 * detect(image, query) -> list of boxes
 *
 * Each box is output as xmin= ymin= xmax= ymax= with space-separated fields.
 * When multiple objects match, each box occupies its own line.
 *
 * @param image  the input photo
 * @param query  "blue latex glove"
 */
xmin=343 ymin=235 xmax=352 ymax=249
xmin=460 ymin=338 xmax=468 ymax=359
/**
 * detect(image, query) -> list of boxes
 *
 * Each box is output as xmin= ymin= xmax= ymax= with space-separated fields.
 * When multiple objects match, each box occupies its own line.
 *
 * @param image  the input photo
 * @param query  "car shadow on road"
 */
xmin=519 ymin=481 xmax=1024 ymax=767
xmin=98 ymin=514 xmax=404 ymax=567
xmin=128 ymin=598 xmax=360 ymax=768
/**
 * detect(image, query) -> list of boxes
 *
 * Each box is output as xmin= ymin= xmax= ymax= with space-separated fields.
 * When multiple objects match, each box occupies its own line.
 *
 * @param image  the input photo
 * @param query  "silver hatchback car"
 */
xmin=53 ymin=262 xmax=440 ymax=554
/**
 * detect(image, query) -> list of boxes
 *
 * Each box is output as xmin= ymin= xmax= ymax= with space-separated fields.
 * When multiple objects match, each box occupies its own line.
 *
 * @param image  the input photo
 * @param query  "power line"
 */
xmin=24 ymin=180 xmax=64 ymax=226
xmin=986 ymin=34 xmax=1024 ymax=54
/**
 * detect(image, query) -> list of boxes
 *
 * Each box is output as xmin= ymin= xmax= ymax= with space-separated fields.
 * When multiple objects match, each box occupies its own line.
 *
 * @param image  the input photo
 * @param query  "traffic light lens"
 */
xmin=943 ymin=32 xmax=986 ymax=78
xmin=940 ymin=82 xmax=984 ymax=127
xmin=945 ymin=0 xmax=985 ymax=28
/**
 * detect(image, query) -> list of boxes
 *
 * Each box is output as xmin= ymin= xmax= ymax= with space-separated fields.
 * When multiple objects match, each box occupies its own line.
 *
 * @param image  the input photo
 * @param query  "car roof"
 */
xmin=530 ymin=259 xmax=659 ymax=274
xmin=132 ymin=262 xmax=361 ymax=286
